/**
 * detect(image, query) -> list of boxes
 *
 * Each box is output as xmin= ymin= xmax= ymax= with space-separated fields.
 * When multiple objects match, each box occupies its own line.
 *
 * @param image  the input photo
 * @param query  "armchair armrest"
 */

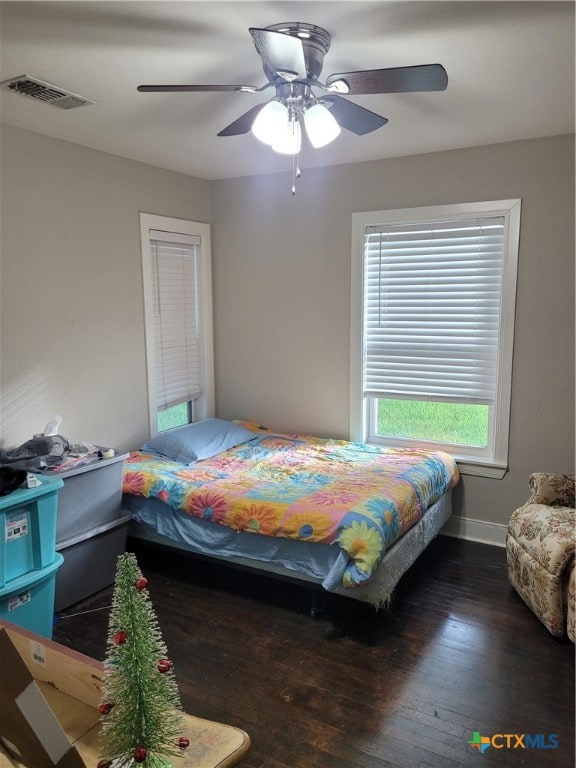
xmin=527 ymin=473 xmax=575 ymax=507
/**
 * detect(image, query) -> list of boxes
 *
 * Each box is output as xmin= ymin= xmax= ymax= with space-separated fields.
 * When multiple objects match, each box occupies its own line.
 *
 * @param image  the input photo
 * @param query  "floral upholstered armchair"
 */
xmin=506 ymin=473 xmax=575 ymax=642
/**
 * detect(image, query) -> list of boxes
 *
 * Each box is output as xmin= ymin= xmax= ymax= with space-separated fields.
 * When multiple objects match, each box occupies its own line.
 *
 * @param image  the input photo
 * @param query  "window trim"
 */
xmin=350 ymin=199 xmax=521 ymax=478
xmin=140 ymin=213 xmax=214 ymax=438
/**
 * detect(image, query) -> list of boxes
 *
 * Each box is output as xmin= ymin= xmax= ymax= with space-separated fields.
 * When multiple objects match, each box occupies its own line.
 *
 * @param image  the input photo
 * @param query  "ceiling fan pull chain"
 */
xmin=291 ymin=148 xmax=302 ymax=195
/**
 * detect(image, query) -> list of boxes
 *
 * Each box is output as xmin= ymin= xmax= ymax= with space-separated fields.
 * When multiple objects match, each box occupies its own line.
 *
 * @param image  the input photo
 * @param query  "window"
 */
xmin=351 ymin=200 xmax=521 ymax=478
xmin=140 ymin=214 xmax=214 ymax=435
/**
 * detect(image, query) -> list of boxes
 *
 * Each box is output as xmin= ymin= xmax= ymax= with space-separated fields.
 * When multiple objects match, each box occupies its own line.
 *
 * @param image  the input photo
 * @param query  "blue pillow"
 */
xmin=141 ymin=419 xmax=256 ymax=464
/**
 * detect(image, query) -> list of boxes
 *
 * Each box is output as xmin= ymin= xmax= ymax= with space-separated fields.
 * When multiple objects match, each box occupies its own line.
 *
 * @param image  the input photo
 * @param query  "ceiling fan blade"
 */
xmin=249 ymin=27 xmax=307 ymax=80
xmin=326 ymin=64 xmax=448 ymax=95
xmin=319 ymin=95 xmax=388 ymax=136
xmin=138 ymin=84 xmax=259 ymax=93
xmin=217 ymin=104 xmax=266 ymax=137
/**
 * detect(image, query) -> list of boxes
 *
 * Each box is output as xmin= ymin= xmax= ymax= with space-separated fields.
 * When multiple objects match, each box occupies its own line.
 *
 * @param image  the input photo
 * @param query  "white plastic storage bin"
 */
xmin=33 ymin=451 xmax=129 ymax=611
xmin=54 ymin=513 xmax=131 ymax=611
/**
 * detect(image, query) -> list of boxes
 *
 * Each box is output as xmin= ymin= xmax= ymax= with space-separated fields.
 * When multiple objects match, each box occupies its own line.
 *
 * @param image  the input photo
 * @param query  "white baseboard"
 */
xmin=442 ymin=515 xmax=507 ymax=548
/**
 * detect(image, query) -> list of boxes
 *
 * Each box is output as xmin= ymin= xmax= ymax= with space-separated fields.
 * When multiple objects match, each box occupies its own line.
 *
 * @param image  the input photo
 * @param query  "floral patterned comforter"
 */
xmin=123 ymin=424 xmax=459 ymax=588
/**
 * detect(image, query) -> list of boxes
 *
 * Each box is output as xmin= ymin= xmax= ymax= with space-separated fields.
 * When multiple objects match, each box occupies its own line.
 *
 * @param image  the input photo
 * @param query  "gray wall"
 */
xmin=210 ymin=134 xmax=575 ymax=531
xmin=0 ymin=125 xmax=210 ymax=451
xmin=1 ymin=125 xmax=573 ymax=536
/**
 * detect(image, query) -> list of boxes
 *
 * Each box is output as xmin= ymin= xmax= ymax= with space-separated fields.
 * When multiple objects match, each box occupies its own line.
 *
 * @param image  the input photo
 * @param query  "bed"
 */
xmin=122 ymin=419 xmax=459 ymax=606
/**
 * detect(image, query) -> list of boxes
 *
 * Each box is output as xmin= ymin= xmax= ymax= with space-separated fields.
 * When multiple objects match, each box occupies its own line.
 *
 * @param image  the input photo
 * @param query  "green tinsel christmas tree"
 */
xmin=98 ymin=553 xmax=190 ymax=767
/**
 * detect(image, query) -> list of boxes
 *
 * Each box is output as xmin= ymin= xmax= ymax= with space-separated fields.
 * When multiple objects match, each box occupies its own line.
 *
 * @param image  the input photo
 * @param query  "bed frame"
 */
xmin=125 ymin=490 xmax=452 ymax=609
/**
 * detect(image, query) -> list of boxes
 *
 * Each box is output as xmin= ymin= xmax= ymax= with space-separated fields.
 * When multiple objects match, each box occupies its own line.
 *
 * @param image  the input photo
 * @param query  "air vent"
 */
xmin=0 ymin=75 xmax=94 ymax=109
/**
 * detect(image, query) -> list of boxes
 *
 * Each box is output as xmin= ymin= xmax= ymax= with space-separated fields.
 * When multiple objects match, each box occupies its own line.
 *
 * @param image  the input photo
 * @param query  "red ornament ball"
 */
xmin=133 ymin=746 xmax=147 ymax=763
xmin=177 ymin=736 xmax=190 ymax=749
xmin=98 ymin=702 xmax=113 ymax=715
xmin=113 ymin=630 xmax=127 ymax=645
xmin=157 ymin=658 xmax=172 ymax=673
xmin=134 ymin=576 xmax=148 ymax=590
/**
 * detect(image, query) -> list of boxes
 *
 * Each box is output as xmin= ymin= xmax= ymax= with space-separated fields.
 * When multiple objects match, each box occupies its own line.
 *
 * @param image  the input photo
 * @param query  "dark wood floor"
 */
xmin=52 ymin=536 xmax=575 ymax=768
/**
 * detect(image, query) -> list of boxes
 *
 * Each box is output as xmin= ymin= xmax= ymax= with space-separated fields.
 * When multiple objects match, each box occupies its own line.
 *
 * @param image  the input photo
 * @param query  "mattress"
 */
xmin=123 ymin=423 xmax=459 ymax=589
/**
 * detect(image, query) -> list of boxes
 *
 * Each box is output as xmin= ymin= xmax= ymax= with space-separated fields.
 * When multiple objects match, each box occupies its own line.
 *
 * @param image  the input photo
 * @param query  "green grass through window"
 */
xmin=159 ymin=399 xmax=488 ymax=447
xmin=377 ymin=398 xmax=489 ymax=447
xmin=157 ymin=402 xmax=190 ymax=432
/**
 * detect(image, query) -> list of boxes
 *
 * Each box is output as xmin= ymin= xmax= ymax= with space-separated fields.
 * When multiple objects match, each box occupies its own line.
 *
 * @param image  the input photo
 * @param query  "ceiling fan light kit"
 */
xmin=252 ymin=94 xmax=341 ymax=151
xmin=303 ymin=103 xmax=341 ymax=148
xmin=271 ymin=118 xmax=301 ymax=156
xmin=138 ymin=21 xmax=448 ymax=192
xmin=251 ymin=100 xmax=289 ymax=145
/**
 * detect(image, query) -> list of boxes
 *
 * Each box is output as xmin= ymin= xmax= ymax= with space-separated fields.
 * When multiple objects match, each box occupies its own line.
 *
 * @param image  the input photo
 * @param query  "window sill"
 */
xmin=455 ymin=459 xmax=507 ymax=479
xmin=364 ymin=435 xmax=507 ymax=479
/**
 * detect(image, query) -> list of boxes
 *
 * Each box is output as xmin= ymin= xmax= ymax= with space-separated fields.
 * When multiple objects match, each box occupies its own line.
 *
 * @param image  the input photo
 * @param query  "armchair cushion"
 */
xmin=508 ymin=503 xmax=574 ymax=578
xmin=526 ymin=473 xmax=575 ymax=507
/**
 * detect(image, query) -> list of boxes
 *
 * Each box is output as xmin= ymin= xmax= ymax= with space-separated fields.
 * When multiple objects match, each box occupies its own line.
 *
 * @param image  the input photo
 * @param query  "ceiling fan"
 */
xmin=138 ymin=22 xmax=447 ymax=190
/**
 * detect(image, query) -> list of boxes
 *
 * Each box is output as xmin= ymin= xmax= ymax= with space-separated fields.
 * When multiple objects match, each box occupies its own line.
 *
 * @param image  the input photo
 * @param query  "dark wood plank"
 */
xmin=52 ymin=536 xmax=575 ymax=768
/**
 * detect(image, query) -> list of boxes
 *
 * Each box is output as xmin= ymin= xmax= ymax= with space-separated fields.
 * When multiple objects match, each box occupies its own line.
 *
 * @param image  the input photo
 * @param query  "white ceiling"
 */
xmin=0 ymin=1 xmax=574 ymax=181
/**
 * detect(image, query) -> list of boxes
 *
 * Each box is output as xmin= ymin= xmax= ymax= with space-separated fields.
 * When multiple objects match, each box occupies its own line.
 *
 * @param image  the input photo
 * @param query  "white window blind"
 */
xmin=150 ymin=230 xmax=202 ymax=411
xmin=363 ymin=216 xmax=505 ymax=405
